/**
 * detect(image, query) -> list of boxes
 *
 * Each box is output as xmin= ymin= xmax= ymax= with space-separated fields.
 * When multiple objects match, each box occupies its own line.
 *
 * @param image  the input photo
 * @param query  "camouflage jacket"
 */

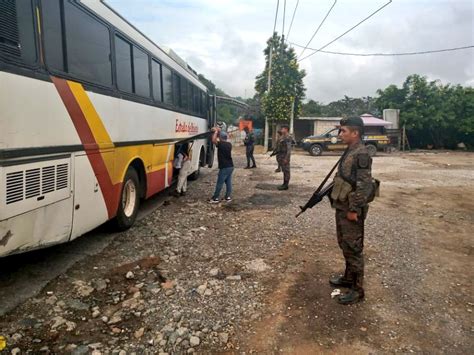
xmin=332 ymin=141 xmax=373 ymax=213
xmin=274 ymin=135 xmax=292 ymax=160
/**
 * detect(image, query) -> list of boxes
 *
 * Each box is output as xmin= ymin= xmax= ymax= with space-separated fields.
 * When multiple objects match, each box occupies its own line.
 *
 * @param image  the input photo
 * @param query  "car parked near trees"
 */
xmin=301 ymin=128 xmax=390 ymax=156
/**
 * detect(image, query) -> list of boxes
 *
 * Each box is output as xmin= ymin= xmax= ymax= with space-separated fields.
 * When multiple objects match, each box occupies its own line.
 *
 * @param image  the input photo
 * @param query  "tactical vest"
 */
xmin=331 ymin=150 xmax=380 ymax=203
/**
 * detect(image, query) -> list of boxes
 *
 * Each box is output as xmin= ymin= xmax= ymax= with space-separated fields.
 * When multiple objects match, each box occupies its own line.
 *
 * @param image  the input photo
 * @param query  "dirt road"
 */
xmin=1 ymin=149 xmax=472 ymax=354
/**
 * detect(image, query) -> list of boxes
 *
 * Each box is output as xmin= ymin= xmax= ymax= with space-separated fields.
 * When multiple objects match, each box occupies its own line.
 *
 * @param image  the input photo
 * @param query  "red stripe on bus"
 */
xmin=146 ymin=168 xmax=167 ymax=198
xmin=52 ymin=77 xmax=119 ymax=219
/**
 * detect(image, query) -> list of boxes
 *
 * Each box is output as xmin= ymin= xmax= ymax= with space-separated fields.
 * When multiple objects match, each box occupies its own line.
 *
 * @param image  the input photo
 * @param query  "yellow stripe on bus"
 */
xmin=66 ymin=80 xmax=175 ymax=186
xmin=67 ymin=81 xmax=114 ymax=147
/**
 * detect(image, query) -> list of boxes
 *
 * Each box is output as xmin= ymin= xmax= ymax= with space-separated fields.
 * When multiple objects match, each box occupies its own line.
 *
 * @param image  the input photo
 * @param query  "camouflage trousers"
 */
xmin=335 ymin=209 xmax=366 ymax=292
xmin=277 ymin=157 xmax=290 ymax=185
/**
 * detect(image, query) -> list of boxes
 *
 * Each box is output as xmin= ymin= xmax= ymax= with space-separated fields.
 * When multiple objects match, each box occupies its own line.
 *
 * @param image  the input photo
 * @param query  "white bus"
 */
xmin=0 ymin=0 xmax=216 ymax=257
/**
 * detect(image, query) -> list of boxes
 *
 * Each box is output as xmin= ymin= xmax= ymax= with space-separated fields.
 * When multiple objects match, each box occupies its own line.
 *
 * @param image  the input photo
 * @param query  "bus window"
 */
xmin=42 ymin=0 xmax=65 ymax=71
xmin=181 ymin=77 xmax=188 ymax=110
xmin=151 ymin=59 xmax=162 ymax=102
xmin=200 ymin=91 xmax=206 ymax=116
xmin=188 ymin=82 xmax=194 ymax=113
xmin=173 ymin=72 xmax=181 ymax=108
xmin=64 ymin=1 xmax=112 ymax=86
xmin=162 ymin=65 xmax=172 ymax=105
xmin=115 ymin=35 xmax=132 ymax=93
xmin=0 ymin=0 xmax=37 ymax=65
xmin=133 ymin=46 xmax=150 ymax=97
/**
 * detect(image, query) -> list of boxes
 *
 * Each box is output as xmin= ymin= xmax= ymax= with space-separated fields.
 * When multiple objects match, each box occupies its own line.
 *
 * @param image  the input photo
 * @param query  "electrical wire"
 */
xmin=298 ymin=0 xmax=393 ymax=62
xmin=273 ymin=0 xmax=280 ymax=34
xmin=286 ymin=0 xmax=300 ymax=41
xmin=290 ymin=43 xmax=474 ymax=56
xmin=298 ymin=0 xmax=337 ymax=59
xmin=282 ymin=0 xmax=287 ymax=38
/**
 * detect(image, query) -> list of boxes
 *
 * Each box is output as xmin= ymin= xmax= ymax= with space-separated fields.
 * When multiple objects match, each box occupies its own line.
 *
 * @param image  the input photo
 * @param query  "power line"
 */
xmin=282 ymin=0 xmax=287 ymax=38
xmin=286 ymin=0 xmax=300 ymax=41
xmin=298 ymin=0 xmax=393 ymax=62
xmin=273 ymin=0 xmax=280 ymax=34
xmin=290 ymin=43 xmax=474 ymax=56
xmin=298 ymin=0 xmax=337 ymax=59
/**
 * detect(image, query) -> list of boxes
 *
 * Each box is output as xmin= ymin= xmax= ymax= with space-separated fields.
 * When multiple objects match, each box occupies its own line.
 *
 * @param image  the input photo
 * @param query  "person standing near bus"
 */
xmin=209 ymin=128 xmax=234 ymax=203
xmin=243 ymin=126 xmax=256 ymax=169
xmin=175 ymin=152 xmax=191 ymax=197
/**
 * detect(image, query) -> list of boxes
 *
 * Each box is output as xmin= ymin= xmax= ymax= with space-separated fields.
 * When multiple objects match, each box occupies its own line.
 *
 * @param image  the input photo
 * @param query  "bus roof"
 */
xmin=80 ymin=0 xmax=207 ymax=92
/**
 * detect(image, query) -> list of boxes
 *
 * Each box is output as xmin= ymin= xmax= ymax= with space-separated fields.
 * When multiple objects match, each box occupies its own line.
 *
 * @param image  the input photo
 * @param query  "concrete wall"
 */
xmin=314 ymin=120 xmax=339 ymax=135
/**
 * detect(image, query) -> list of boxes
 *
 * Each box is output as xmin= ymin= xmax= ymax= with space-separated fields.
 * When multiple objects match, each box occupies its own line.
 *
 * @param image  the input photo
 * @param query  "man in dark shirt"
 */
xmin=209 ymin=127 xmax=234 ymax=203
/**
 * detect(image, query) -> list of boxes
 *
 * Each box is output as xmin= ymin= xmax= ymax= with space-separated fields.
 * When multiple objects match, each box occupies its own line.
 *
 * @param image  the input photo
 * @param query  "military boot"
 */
xmin=275 ymin=167 xmax=281 ymax=173
xmin=329 ymin=267 xmax=352 ymax=287
xmin=337 ymin=289 xmax=364 ymax=305
xmin=277 ymin=184 xmax=288 ymax=190
xmin=329 ymin=275 xmax=352 ymax=288
xmin=337 ymin=273 xmax=364 ymax=305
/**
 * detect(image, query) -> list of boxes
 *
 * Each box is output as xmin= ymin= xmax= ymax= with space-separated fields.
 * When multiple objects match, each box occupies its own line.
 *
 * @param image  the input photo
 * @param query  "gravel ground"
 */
xmin=0 ymin=148 xmax=472 ymax=354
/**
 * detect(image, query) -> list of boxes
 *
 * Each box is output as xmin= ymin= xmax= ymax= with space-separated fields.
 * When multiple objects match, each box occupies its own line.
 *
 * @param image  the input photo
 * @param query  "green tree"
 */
xmin=302 ymin=99 xmax=323 ymax=116
xmin=375 ymin=74 xmax=474 ymax=148
xmin=255 ymin=33 xmax=306 ymax=121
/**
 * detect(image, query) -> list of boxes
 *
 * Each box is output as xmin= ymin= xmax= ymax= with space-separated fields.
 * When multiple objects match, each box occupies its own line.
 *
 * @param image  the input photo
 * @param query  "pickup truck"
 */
xmin=301 ymin=128 xmax=390 ymax=156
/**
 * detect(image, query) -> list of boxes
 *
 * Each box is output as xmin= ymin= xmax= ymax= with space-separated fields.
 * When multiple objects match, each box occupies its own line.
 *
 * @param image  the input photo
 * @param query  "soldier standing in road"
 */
xmin=329 ymin=117 xmax=374 ymax=304
xmin=275 ymin=125 xmax=292 ymax=190
xmin=243 ymin=126 xmax=257 ymax=169
xmin=272 ymin=130 xmax=282 ymax=172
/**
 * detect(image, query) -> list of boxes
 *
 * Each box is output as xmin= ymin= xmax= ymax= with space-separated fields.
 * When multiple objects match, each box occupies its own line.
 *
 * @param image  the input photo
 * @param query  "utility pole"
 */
xmin=264 ymin=44 xmax=273 ymax=152
xmin=289 ymin=96 xmax=295 ymax=135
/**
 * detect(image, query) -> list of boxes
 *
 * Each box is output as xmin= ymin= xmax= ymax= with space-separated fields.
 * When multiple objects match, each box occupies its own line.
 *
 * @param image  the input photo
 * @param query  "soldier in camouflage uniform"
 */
xmin=329 ymin=117 xmax=373 ymax=304
xmin=275 ymin=125 xmax=292 ymax=190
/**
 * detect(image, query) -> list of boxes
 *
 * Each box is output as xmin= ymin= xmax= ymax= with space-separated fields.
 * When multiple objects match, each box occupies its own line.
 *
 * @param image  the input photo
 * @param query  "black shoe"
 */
xmin=337 ymin=289 xmax=364 ymax=305
xmin=275 ymin=168 xmax=281 ymax=173
xmin=329 ymin=275 xmax=353 ymax=288
xmin=250 ymin=165 xmax=257 ymax=169
xmin=172 ymin=190 xmax=180 ymax=197
xmin=244 ymin=166 xmax=251 ymax=169
xmin=277 ymin=184 xmax=288 ymax=190
xmin=180 ymin=191 xmax=186 ymax=196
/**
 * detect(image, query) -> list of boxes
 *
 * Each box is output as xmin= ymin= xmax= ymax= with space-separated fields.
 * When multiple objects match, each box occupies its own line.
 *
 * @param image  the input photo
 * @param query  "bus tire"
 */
xmin=112 ymin=167 xmax=140 ymax=231
xmin=189 ymin=167 xmax=200 ymax=180
xmin=366 ymin=144 xmax=377 ymax=157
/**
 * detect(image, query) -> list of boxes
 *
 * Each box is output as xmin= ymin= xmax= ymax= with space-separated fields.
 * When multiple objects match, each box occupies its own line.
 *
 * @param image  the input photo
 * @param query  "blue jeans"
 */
xmin=212 ymin=167 xmax=234 ymax=199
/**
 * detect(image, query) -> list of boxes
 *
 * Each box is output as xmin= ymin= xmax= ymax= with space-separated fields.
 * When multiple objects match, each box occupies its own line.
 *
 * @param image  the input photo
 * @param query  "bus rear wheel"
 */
xmin=113 ymin=167 xmax=140 ymax=231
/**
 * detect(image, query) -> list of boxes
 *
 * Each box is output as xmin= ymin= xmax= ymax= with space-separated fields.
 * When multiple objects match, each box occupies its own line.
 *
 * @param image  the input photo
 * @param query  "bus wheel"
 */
xmin=113 ymin=167 xmax=140 ymax=231
xmin=188 ymin=166 xmax=200 ymax=180
xmin=366 ymin=144 xmax=377 ymax=157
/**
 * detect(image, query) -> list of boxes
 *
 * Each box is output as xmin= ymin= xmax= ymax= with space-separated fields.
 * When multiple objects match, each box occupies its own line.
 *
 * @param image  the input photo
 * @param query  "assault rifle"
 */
xmin=295 ymin=150 xmax=347 ymax=218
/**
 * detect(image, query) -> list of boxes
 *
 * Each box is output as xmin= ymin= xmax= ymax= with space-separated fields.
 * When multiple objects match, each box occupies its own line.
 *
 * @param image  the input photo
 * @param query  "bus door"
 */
xmin=206 ymin=95 xmax=216 ymax=167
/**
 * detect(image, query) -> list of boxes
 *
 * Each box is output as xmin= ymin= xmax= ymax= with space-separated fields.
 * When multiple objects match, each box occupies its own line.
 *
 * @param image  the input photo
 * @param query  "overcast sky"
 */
xmin=107 ymin=0 xmax=473 ymax=103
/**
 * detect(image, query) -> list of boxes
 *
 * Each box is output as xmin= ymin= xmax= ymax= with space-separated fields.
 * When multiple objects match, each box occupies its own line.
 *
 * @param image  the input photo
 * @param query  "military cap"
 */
xmin=340 ymin=116 xmax=364 ymax=127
